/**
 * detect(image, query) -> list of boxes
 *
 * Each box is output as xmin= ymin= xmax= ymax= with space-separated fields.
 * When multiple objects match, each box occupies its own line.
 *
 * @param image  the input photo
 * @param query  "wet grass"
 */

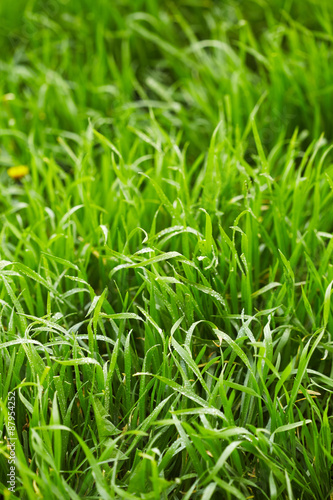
xmin=0 ymin=0 xmax=333 ymax=498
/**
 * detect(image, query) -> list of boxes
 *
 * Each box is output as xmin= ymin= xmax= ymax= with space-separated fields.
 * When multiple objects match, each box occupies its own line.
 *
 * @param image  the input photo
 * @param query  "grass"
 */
xmin=0 ymin=0 xmax=333 ymax=498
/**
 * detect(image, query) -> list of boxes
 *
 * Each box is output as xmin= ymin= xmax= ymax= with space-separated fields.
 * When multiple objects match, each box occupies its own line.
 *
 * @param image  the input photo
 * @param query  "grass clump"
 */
xmin=0 ymin=1 xmax=333 ymax=499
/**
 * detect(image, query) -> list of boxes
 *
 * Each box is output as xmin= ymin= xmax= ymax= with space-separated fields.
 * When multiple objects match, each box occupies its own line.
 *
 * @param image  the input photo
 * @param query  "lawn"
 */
xmin=0 ymin=0 xmax=333 ymax=498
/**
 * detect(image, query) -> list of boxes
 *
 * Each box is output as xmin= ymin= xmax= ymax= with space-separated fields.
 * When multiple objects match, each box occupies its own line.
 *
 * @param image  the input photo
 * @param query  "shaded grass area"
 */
xmin=0 ymin=1 xmax=333 ymax=498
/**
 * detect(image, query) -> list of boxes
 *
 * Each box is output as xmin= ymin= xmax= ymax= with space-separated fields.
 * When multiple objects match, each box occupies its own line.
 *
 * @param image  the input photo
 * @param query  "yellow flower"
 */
xmin=7 ymin=165 xmax=29 ymax=180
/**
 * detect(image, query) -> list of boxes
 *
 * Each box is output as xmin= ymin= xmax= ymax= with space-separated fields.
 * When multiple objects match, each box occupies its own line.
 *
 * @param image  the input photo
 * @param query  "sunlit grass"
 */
xmin=0 ymin=1 xmax=333 ymax=499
